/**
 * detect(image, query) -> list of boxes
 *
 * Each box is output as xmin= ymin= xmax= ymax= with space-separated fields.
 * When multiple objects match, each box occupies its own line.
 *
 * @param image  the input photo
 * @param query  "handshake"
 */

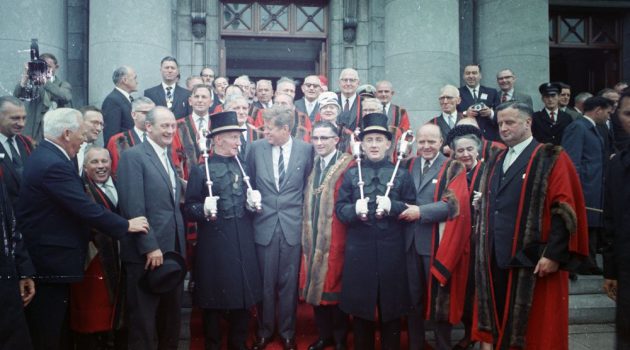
xmin=355 ymin=196 xmax=391 ymax=218
xmin=202 ymin=189 xmax=263 ymax=218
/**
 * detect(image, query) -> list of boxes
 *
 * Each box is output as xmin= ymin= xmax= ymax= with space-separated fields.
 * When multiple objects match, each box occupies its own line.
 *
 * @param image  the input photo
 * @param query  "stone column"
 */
xmin=475 ymin=0 xmax=549 ymax=111
xmin=0 ymin=0 xmax=67 ymax=98
xmin=384 ymin=0 xmax=460 ymax=130
xmin=89 ymin=0 xmax=172 ymax=106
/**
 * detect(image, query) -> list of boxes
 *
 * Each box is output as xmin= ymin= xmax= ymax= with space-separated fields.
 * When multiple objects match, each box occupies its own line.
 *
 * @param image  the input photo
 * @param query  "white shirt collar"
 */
xmin=45 ymin=138 xmax=71 ymax=160
xmin=582 ymin=114 xmax=597 ymax=127
xmin=96 ymin=176 xmax=115 ymax=187
xmin=146 ymin=136 xmax=167 ymax=156
xmin=115 ymin=86 xmax=132 ymax=101
xmin=467 ymin=85 xmax=481 ymax=94
xmin=161 ymin=82 xmax=176 ymax=91
xmin=421 ymin=153 xmax=439 ymax=168
xmin=342 ymin=93 xmax=357 ymax=107
xmin=509 ymin=136 xmax=534 ymax=158
xmin=133 ymin=127 xmax=145 ymax=141
xmin=320 ymin=150 xmax=337 ymax=169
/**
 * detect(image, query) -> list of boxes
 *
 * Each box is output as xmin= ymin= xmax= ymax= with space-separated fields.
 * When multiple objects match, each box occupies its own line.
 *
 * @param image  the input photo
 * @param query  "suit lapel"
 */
xmin=143 ymin=142 xmax=174 ymax=199
xmin=418 ymin=156 xmax=442 ymax=193
xmin=0 ymin=143 xmax=19 ymax=183
xmin=412 ymin=157 xmax=423 ymax=191
xmin=283 ymin=138 xmax=299 ymax=188
xmin=498 ymin=141 xmax=537 ymax=193
xmin=261 ymin=142 xmax=276 ymax=192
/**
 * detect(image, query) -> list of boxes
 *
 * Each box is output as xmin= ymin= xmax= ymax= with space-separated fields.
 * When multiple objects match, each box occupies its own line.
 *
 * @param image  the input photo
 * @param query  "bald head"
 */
xmin=456 ymin=117 xmax=479 ymax=128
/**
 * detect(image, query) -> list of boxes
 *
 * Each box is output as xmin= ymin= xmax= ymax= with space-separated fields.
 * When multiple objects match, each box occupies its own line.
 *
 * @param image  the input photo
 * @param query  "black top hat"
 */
xmin=359 ymin=113 xmax=392 ymax=140
xmin=209 ymin=111 xmax=245 ymax=136
xmin=141 ymin=251 xmax=186 ymax=294
xmin=538 ymin=82 xmax=561 ymax=96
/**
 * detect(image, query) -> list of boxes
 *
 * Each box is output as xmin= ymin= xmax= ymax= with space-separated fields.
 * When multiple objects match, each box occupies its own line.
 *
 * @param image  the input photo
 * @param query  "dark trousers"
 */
xmin=617 ymin=268 xmax=630 ymax=349
xmin=202 ymin=308 xmax=250 ymax=350
xmin=26 ymin=283 xmax=70 ymax=350
xmin=255 ymin=223 xmax=301 ymax=339
xmin=125 ymin=263 xmax=183 ymax=350
xmin=1 ymin=278 xmax=33 ymax=350
xmin=312 ymin=305 xmax=348 ymax=345
xmin=353 ymin=316 xmax=401 ymax=350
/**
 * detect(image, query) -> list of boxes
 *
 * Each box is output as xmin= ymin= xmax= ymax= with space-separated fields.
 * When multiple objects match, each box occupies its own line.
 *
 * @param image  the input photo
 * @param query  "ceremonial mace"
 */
xmin=351 ymin=130 xmax=368 ymax=221
xmin=234 ymin=155 xmax=262 ymax=212
xmin=198 ymin=128 xmax=217 ymax=220
xmin=375 ymin=130 xmax=415 ymax=219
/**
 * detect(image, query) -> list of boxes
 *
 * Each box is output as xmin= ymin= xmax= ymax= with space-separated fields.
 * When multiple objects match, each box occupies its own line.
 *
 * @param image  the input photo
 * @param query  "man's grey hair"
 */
xmin=262 ymin=105 xmax=294 ymax=130
xmin=234 ymin=75 xmax=251 ymax=84
xmin=112 ymin=66 xmax=130 ymax=85
xmin=276 ymin=77 xmax=296 ymax=89
xmin=83 ymin=145 xmax=110 ymax=166
xmin=0 ymin=96 xmax=25 ymax=113
xmin=145 ymin=106 xmax=173 ymax=126
xmin=225 ymin=94 xmax=249 ymax=110
xmin=132 ymin=97 xmax=155 ymax=112
xmin=574 ymin=92 xmax=593 ymax=104
xmin=43 ymin=108 xmax=82 ymax=139
xmin=256 ymin=79 xmax=272 ymax=89
xmin=495 ymin=101 xmax=533 ymax=120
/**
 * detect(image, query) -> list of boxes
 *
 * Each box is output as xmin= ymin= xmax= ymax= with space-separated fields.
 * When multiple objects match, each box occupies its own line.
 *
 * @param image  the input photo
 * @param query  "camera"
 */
xmin=20 ymin=39 xmax=48 ymax=101
xmin=470 ymin=102 xmax=486 ymax=112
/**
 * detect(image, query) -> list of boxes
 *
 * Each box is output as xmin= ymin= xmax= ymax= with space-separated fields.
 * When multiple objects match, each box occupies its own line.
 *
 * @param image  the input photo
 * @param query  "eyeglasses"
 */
xmin=303 ymin=83 xmax=321 ymax=89
xmin=201 ymin=74 xmax=214 ymax=78
xmin=311 ymin=136 xmax=336 ymax=142
xmin=340 ymin=78 xmax=358 ymax=83
xmin=497 ymin=76 xmax=514 ymax=81
xmin=438 ymin=96 xmax=456 ymax=101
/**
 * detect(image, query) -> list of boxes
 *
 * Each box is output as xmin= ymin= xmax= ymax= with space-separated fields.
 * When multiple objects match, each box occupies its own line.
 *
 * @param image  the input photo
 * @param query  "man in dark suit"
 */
xmin=562 ymin=96 xmax=614 ymax=275
xmin=399 ymin=124 xmax=451 ymax=350
xmin=0 ymin=168 xmax=35 ymax=350
xmin=116 ymin=106 xmax=186 ymax=350
xmin=0 ymin=97 xmax=35 ymax=207
xmin=375 ymin=80 xmax=411 ymax=134
xmin=143 ymin=56 xmax=191 ymax=119
xmin=337 ymin=68 xmax=362 ymax=131
xmin=457 ymin=64 xmax=501 ymax=141
xmin=532 ymin=82 xmax=573 ymax=145
xmin=496 ymin=69 xmax=533 ymax=109
xmin=252 ymin=79 xmax=274 ymax=110
xmin=16 ymin=108 xmax=148 ymax=350
xmin=295 ymin=75 xmax=322 ymax=122
xmin=473 ymin=102 xmax=587 ymax=349
xmin=246 ymin=105 xmax=313 ymax=350
xmin=102 ymin=66 xmax=137 ymax=145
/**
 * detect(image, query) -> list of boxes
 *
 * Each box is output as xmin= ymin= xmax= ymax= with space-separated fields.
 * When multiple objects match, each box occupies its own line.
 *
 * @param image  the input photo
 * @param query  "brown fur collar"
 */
xmin=301 ymin=152 xmax=352 ymax=305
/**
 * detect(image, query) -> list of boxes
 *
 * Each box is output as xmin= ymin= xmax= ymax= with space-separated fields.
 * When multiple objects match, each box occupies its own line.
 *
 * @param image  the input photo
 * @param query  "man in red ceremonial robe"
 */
xmin=473 ymin=101 xmax=588 ymax=350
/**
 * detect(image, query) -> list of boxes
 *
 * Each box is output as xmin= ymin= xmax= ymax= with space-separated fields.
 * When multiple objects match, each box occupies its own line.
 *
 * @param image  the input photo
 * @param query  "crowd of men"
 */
xmin=1 ymin=52 xmax=629 ymax=350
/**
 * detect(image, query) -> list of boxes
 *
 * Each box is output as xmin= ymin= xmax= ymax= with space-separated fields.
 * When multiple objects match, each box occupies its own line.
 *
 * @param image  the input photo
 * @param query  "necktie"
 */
xmin=343 ymin=99 xmax=349 ymax=112
xmin=129 ymin=95 xmax=134 ymax=103
xmin=473 ymin=89 xmax=478 ymax=100
xmin=165 ymin=87 xmax=173 ymax=108
xmin=422 ymin=160 xmax=431 ymax=175
xmin=197 ymin=117 xmax=205 ymax=132
xmin=7 ymin=137 xmax=23 ymax=174
xmin=142 ymin=132 xmax=147 ymax=142
xmin=278 ymin=146 xmax=285 ymax=188
xmin=502 ymin=149 xmax=516 ymax=173
xmin=447 ymin=115 xmax=454 ymax=129
xmin=550 ymin=111 xmax=556 ymax=122
xmin=382 ymin=104 xmax=387 ymax=114
xmin=501 ymin=93 xmax=508 ymax=103
xmin=101 ymin=182 xmax=118 ymax=206
xmin=163 ymin=149 xmax=176 ymax=197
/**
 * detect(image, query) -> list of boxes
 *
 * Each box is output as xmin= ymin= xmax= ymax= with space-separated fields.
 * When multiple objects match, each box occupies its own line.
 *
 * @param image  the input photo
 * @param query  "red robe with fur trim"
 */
xmin=473 ymin=144 xmax=589 ymax=350
xmin=425 ymin=159 xmax=472 ymax=324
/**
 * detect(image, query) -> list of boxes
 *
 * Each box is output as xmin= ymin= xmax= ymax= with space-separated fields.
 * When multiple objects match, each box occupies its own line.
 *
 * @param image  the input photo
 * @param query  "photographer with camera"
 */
xmin=14 ymin=52 xmax=73 ymax=142
xmin=456 ymin=64 xmax=501 ymax=142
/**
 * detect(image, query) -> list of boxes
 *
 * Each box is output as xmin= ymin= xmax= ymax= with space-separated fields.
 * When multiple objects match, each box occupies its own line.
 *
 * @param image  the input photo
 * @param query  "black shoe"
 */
xmin=308 ymin=338 xmax=334 ymax=350
xmin=251 ymin=336 xmax=272 ymax=350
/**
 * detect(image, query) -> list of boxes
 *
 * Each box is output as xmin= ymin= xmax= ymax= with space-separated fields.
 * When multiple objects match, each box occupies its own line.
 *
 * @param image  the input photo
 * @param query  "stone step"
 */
xmin=569 ymin=293 xmax=616 ymax=324
xmin=570 ymin=274 xmax=606 ymax=295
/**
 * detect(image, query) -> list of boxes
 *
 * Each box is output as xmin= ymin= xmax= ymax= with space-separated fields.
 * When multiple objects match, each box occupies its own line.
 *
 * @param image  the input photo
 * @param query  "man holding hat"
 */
xmin=335 ymin=113 xmax=415 ymax=350
xmin=184 ymin=111 xmax=262 ymax=350
xmin=531 ymin=82 xmax=574 ymax=145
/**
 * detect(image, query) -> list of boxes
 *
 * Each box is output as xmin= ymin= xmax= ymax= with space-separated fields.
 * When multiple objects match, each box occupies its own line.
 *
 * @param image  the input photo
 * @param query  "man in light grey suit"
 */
xmin=117 ymin=106 xmax=186 ymax=350
xmin=400 ymin=123 xmax=450 ymax=350
xmin=247 ymin=105 xmax=314 ymax=350
xmin=496 ymin=69 xmax=533 ymax=109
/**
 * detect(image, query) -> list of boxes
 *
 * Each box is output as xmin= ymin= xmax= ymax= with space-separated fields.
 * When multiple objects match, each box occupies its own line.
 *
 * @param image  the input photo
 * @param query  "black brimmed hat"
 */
xmin=538 ymin=82 xmax=562 ymax=96
xmin=209 ymin=111 xmax=244 ymax=136
xmin=446 ymin=124 xmax=483 ymax=147
xmin=141 ymin=251 xmax=187 ymax=294
xmin=359 ymin=113 xmax=392 ymax=140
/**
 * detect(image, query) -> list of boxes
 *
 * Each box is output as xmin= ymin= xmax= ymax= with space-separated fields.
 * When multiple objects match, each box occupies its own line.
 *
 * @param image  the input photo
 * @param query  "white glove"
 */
xmin=472 ymin=191 xmax=482 ymax=210
xmin=247 ymin=188 xmax=262 ymax=209
xmin=355 ymin=197 xmax=369 ymax=217
xmin=203 ymin=196 xmax=219 ymax=217
xmin=376 ymin=195 xmax=391 ymax=214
